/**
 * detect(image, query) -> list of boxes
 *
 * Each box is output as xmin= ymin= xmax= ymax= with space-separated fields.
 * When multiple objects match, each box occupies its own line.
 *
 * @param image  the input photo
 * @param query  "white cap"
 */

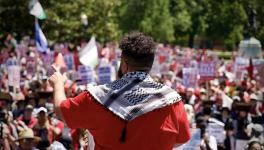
xmin=187 ymin=88 xmax=194 ymax=93
xmin=232 ymin=96 xmax=241 ymax=101
xmin=250 ymin=93 xmax=258 ymax=101
xmin=37 ymin=107 xmax=47 ymax=114
xmin=200 ymin=88 xmax=207 ymax=94
xmin=211 ymin=79 xmax=219 ymax=87
xmin=251 ymin=80 xmax=257 ymax=85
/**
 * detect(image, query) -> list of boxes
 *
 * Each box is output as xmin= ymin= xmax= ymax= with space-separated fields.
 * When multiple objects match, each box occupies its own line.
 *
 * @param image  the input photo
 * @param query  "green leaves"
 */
xmin=0 ymin=0 xmax=263 ymax=50
xmin=139 ymin=0 xmax=175 ymax=42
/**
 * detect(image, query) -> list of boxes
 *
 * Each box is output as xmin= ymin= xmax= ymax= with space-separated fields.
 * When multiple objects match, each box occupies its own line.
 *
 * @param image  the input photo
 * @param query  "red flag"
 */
xmin=247 ymin=58 xmax=254 ymax=80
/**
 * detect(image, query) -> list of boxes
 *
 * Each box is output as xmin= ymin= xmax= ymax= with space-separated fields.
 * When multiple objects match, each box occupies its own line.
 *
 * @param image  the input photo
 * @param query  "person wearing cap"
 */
xmin=16 ymin=128 xmax=39 ymax=150
xmin=17 ymin=105 xmax=37 ymax=128
xmin=49 ymin=32 xmax=191 ymax=150
xmin=47 ymin=109 xmax=66 ymax=146
xmin=249 ymin=93 xmax=264 ymax=117
xmin=218 ymin=107 xmax=233 ymax=126
xmin=233 ymin=102 xmax=253 ymax=150
xmin=186 ymin=88 xmax=196 ymax=105
xmin=247 ymin=123 xmax=264 ymax=144
xmin=245 ymin=139 xmax=263 ymax=150
xmin=224 ymin=119 xmax=236 ymax=150
xmin=33 ymin=107 xmax=57 ymax=150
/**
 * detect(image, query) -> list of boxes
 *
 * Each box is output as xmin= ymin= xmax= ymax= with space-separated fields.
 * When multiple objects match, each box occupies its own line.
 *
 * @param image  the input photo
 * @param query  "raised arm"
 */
xmin=49 ymin=65 xmax=67 ymax=120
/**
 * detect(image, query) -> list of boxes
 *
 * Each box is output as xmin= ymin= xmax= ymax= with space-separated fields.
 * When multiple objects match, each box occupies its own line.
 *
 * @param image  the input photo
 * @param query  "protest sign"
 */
xmin=174 ymin=128 xmax=201 ymax=150
xmin=253 ymin=59 xmax=264 ymax=88
xmin=234 ymin=57 xmax=249 ymax=81
xmin=64 ymin=54 xmax=75 ymax=70
xmin=234 ymin=58 xmax=264 ymax=83
xmin=198 ymin=61 xmax=216 ymax=81
xmin=78 ymin=65 xmax=94 ymax=85
xmin=98 ymin=65 xmax=115 ymax=85
xmin=175 ymin=56 xmax=191 ymax=67
xmin=182 ymin=68 xmax=198 ymax=88
xmin=8 ymin=66 xmax=20 ymax=88
xmin=206 ymin=121 xmax=225 ymax=144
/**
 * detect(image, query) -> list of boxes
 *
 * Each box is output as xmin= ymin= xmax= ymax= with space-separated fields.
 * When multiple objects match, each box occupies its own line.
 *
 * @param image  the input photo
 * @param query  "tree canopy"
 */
xmin=0 ymin=0 xmax=263 ymax=50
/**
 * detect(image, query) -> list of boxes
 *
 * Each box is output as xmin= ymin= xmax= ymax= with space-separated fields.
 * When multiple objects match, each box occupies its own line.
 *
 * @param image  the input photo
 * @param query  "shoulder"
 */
xmin=69 ymin=91 xmax=95 ymax=103
xmin=171 ymin=100 xmax=185 ymax=112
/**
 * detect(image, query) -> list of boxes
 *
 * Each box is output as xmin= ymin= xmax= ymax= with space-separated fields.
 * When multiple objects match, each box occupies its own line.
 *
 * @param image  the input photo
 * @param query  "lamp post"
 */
xmin=81 ymin=14 xmax=88 ymax=27
xmin=80 ymin=14 xmax=88 ymax=41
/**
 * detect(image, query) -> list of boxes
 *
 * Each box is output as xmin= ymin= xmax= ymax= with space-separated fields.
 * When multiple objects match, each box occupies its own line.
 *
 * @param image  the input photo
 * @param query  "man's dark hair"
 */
xmin=119 ymin=32 xmax=156 ymax=72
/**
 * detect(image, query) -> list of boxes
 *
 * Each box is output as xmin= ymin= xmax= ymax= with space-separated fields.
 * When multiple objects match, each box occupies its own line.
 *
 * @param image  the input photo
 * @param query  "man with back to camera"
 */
xmin=49 ymin=32 xmax=190 ymax=150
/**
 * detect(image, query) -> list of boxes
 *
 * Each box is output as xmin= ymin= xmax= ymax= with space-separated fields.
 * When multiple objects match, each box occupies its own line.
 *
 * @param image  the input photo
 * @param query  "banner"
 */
xmin=198 ymin=61 xmax=216 ymax=81
xmin=78 ymin=65 xmax=94 ymax=85
xmin=98 ymin=65 xmax=115 ymax=85
xmin=182 ymin=68 xmax=198 ymax=88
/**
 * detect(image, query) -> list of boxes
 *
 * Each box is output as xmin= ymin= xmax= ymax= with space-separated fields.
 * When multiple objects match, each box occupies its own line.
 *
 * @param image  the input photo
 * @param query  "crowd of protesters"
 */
xmin=0 ymin=34 xmax=264 ymax=150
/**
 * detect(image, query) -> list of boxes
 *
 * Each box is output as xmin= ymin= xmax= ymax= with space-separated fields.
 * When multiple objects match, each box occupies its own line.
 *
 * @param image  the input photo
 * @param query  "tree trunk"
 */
xmin=188 ymin=34 xmax=194 ymax=48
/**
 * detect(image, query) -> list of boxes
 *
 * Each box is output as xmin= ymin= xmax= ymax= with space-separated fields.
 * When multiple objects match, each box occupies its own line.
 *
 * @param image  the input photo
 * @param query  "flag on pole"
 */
xmin=79 ymin=37 xmax=99 ymax=68
xmin=29 ymin=0 xmax=46 ymax=20
xmin=35 ymin=19 xmax=48 ymax=53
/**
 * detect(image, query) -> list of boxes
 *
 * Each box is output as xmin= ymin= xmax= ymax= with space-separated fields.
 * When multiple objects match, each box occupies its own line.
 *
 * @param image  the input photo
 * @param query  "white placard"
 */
xmin=8 ymin=66 xmax=20 ymax=88
xmin=198 ymin=61 xmax=216 ymax=81
xmin=174 ymin=128 xmax=201 ymax=150
xmin=78 ymin=65 xmax=94 ymax=85
xmin=98 ymin=65 xmax=114 ymax=85
xmin=182 ymin=68 xmax=198 ymax=88
xmin=206 ymin=123 xmax=225 ymax=144
xmin=64 ymin=54 xmax=75 ymax=70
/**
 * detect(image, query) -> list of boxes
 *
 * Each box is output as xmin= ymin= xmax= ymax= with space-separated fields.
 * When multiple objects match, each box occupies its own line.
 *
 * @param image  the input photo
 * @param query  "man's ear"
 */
xmin=123 ymin=59 xmax=130 ymax=74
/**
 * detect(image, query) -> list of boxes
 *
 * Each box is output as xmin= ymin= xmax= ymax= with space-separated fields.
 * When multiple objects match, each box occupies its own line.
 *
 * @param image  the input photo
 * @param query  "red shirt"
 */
xmin=17 ymin=116 xmax=37 ymax=128
xmin=60 ymin=92 xmax=190 ymax=150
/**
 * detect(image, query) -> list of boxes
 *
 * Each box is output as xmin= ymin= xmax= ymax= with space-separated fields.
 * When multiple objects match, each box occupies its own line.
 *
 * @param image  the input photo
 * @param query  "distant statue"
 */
xmin=246 ymin=5 xmax=257 ymax=36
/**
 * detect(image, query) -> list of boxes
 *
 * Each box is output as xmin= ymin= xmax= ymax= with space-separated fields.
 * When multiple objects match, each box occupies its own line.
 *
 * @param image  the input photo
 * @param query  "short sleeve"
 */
xmin=60 ymin=91 xmax=97 ymax=129
xmin=173 ymin=101 xmax=191 ymax=143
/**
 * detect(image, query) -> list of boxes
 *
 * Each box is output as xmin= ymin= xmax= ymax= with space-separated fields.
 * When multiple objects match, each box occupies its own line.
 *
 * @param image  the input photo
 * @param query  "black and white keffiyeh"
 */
xmin=88 ymin=71 xmax=181 ymax=121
